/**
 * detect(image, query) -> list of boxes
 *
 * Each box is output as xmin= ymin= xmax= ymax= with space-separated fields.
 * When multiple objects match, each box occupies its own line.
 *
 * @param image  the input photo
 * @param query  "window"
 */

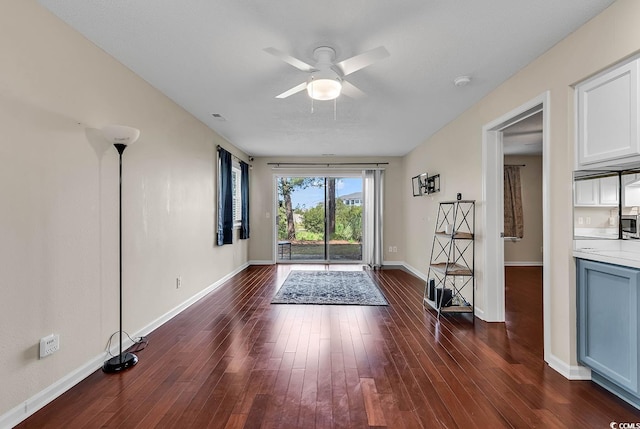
xmin=217 ymin=146 xmax=249 ymax=245
xmin=232 ymin=164 xmax=242 ymax=226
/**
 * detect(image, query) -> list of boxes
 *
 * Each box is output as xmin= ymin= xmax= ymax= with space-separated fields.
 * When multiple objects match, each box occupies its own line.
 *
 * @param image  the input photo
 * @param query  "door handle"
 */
xmin=500 ymin=232 xmax=505 ymax=238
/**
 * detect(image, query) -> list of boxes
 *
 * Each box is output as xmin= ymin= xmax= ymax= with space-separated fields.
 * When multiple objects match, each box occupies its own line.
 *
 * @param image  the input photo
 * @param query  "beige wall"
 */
xmin=404 ymin=0 xmax=640 ymax=369
xmin=248 ymin=156 xmax=405 ymax=263
xmin=504 ymin=155 xmax=543 ymax=265
xmin=0 ymin=0 xmax=249 ymax=420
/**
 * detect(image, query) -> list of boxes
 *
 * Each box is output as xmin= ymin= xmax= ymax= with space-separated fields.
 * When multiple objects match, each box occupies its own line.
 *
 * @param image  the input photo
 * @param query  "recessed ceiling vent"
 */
xmin=453 ymin=75 xmax=471 ymax=87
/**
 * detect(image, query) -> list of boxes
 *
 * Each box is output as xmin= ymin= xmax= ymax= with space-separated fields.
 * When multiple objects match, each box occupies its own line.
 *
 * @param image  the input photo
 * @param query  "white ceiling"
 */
xmin=503 ymin=111 xmax=543 ymax=156
xmin=37 ymin=0 xmax=614 ymax=157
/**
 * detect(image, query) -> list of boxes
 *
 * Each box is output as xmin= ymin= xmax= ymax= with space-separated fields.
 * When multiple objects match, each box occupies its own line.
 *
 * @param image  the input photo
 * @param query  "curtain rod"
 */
xmin=505 ymin=164 xmax=526 ymax=167
xmin=217 ymin=145 xmax=244 ymax=163
xmin=267 ymin=162 xmax=389 ymax=167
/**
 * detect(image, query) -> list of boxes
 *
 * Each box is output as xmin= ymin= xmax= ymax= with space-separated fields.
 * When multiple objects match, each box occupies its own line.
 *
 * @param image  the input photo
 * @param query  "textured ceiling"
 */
xmin=38 ymin=0 xmax=614 ymax=157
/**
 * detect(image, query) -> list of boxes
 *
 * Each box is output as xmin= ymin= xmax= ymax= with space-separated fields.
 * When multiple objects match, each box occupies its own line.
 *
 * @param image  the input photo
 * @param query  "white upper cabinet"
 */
xmin=574 ymin=176 xmax=619 ymax=207
xmin=574 ymin=179 xmax=599 ymax=206
xmin=599 ymin=176 xmax=619 ymax=206
xmin=576 ymin=57 xmax=640 ymax=169
xmin=624 ymin=174 xmax=640 ymax=207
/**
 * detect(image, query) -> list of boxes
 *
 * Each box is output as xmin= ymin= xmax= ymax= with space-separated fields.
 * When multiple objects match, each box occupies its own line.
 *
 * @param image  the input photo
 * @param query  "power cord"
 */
xmin=105 ymin=331 xmax=149 ymax=357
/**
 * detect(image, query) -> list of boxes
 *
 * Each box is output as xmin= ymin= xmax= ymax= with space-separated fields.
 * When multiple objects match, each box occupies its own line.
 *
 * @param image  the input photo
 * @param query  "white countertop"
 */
xmin=574 ymin=239 xmax=640 ymax=269
xmin=574 ymin=227 xmax=618 ymax=239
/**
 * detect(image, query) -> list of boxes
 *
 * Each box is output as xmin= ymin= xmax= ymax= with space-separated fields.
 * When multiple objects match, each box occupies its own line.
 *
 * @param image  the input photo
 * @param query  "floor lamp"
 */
xmin=102 ymin=125 xmax=141 ymax=373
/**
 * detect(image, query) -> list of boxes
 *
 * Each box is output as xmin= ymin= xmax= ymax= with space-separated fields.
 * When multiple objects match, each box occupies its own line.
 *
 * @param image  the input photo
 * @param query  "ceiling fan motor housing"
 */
xmin=313 ymin=46 xmax=337 ymax=68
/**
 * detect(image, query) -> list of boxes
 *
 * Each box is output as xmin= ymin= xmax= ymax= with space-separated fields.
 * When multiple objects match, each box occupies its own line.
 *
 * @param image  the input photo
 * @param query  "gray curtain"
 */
xmin=504 ymin=165 xmax=524 ymax=239
xmin=240 ymin=161 xmax=250 ymax=240
xmin=363 ymin=169 xmax=384 ymax=268
xmin=217 ymin=147 xmax=233 ymax=245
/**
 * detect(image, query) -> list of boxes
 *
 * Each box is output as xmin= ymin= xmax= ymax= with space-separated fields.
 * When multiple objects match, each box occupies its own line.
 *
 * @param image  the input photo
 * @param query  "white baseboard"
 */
xmin=394 ymin=262 xmax=426 ymax=280
xmin=133 ymin=262 xmax=249 ymax=339
xmin=0 ymin=262 xmax=249 ymax=429
xmin=249 ymin=260 xmax=275 ymax=265
xmin=381 ymin=260 xmax=404 ymax=268
xmin=504 ymin=261 xmax=543 ymax=266
xmin=547 ymin=353 xmax=592 ymax=380
xmin=0 ymin=351 xmax=112 ymax=429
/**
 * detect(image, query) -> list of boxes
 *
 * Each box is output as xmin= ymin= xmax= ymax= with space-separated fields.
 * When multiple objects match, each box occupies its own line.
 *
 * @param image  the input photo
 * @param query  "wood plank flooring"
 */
xmin=16 ymin=265 xmax=640 ymax=428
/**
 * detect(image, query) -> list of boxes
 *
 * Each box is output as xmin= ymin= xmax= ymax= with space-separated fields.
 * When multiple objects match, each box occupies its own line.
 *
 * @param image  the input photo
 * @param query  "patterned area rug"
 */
xmin=271 ymin=270 xmax=388 ymax=305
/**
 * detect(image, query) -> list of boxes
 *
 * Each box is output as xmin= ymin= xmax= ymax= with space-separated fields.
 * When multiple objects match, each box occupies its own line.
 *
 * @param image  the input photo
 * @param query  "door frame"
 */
xmin=481 ymin=91 xmax=551 ymax=364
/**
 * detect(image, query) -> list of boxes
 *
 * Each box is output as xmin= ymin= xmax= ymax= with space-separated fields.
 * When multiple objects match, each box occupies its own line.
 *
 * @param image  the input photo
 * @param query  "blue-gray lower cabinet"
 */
xmin=577 ymin=258 xmax=640 ymax=409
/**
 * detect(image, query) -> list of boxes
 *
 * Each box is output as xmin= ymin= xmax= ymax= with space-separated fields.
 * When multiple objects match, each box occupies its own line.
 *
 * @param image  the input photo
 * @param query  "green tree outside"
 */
xmin=300 ymin=199 xmax=362 ymax=242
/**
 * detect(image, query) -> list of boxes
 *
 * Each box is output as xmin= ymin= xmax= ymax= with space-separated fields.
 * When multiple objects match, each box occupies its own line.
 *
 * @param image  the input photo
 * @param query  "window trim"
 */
xmin=232 ymin=162 xmax=242 ymax=228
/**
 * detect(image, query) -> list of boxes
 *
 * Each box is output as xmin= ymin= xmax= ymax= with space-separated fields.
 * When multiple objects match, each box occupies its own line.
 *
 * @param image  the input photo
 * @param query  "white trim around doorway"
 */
xmin=481 ymin=91 xmax=551 ymax=365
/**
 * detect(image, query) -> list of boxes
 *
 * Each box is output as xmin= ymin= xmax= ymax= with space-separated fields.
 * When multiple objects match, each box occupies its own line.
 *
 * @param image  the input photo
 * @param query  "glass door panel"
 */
xmin=276 ymin=176 xmax=325 ymax=261
xmin=327 ymin=177 xmax=363 ymax=262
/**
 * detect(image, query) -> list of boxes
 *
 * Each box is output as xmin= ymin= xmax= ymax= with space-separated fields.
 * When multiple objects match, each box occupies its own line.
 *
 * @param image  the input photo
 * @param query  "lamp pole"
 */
xmin=103 ymin=141 xmax=139 ymax=373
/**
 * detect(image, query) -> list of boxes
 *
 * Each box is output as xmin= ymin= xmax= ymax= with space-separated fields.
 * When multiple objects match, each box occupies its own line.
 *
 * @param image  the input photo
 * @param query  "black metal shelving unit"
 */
xmin=423 ymin=200 xmax=475 ymax=321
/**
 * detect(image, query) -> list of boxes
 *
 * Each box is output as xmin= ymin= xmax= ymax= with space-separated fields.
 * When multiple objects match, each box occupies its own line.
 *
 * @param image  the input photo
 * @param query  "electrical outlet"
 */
xmin=39 ymin=334 xmax=59 ymax=358
xmin=176 ymin=276 xmax=182 ymax=289
xmin=388 ymin=246 xmax=393 ymax=253
xmin=586 ymin=217 xmax=591 ymax=225
xmin=392 ymin=246 xmax=397 ymax=253
xmin=578 ymin=217 xmax=584 ymax=225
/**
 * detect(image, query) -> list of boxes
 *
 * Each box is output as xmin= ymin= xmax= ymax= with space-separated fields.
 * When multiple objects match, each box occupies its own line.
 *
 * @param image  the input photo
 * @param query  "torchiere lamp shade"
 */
xmin=102 ymin=125 xmax=140 ymax=146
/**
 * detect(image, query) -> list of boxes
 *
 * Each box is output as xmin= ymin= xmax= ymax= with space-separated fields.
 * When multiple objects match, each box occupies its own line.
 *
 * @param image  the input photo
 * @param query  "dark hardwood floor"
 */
xmin=17 ymin=264 xmax=640 ymax=428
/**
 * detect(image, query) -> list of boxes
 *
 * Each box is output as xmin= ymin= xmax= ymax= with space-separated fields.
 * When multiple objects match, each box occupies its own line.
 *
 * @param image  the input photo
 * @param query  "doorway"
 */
xmin=275 ymin=175 xmax=363 ymax=263
xmin=482 ymin=92 xmax=551 ymax=364
xmin=502 ymin=111 xmax=544 ymax=357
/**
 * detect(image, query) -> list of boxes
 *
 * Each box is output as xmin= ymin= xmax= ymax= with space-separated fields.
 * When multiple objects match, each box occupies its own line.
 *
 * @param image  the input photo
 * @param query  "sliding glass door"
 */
xmin=276 ymin=175 xmax=363 ymax=262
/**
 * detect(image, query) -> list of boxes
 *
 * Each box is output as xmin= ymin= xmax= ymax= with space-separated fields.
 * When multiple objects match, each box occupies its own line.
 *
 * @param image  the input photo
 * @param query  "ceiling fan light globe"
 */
xmin=307 ymin=78 xmax=342 ymax=101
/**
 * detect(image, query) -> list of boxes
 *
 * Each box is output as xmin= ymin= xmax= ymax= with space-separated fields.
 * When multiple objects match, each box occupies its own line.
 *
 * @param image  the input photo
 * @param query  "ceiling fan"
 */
xmin=264 ymin=45 xmax=389 ymax=101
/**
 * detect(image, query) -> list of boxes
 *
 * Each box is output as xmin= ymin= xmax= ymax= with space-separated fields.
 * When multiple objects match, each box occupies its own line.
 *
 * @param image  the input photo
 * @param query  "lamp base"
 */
xmin=102 ymin=352 xmax=138 ymax=373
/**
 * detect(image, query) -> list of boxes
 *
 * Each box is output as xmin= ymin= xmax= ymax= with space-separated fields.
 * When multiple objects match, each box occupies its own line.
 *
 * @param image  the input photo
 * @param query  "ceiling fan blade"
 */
xmin=341 ymin=81 xmax=366 ymax=99
xmin=264 ymin=47 xmax=315 ymax=72
xmin=275 ymin=82 xmax=308 ymax=99
xmin=336 ymin=46 xmax=389 ymax=76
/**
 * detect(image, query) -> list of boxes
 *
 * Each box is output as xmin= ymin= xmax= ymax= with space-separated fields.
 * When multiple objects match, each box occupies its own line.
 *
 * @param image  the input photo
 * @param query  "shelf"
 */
xmin=435 ymin=231 xmax=474 ymax=240
xmin=440 ymin=305 xmax=473 ymax=313
xmin=423 ymin=298 xmax=474 ymax=313
xmin=429 ymin=262 xmax=473 ymax=276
